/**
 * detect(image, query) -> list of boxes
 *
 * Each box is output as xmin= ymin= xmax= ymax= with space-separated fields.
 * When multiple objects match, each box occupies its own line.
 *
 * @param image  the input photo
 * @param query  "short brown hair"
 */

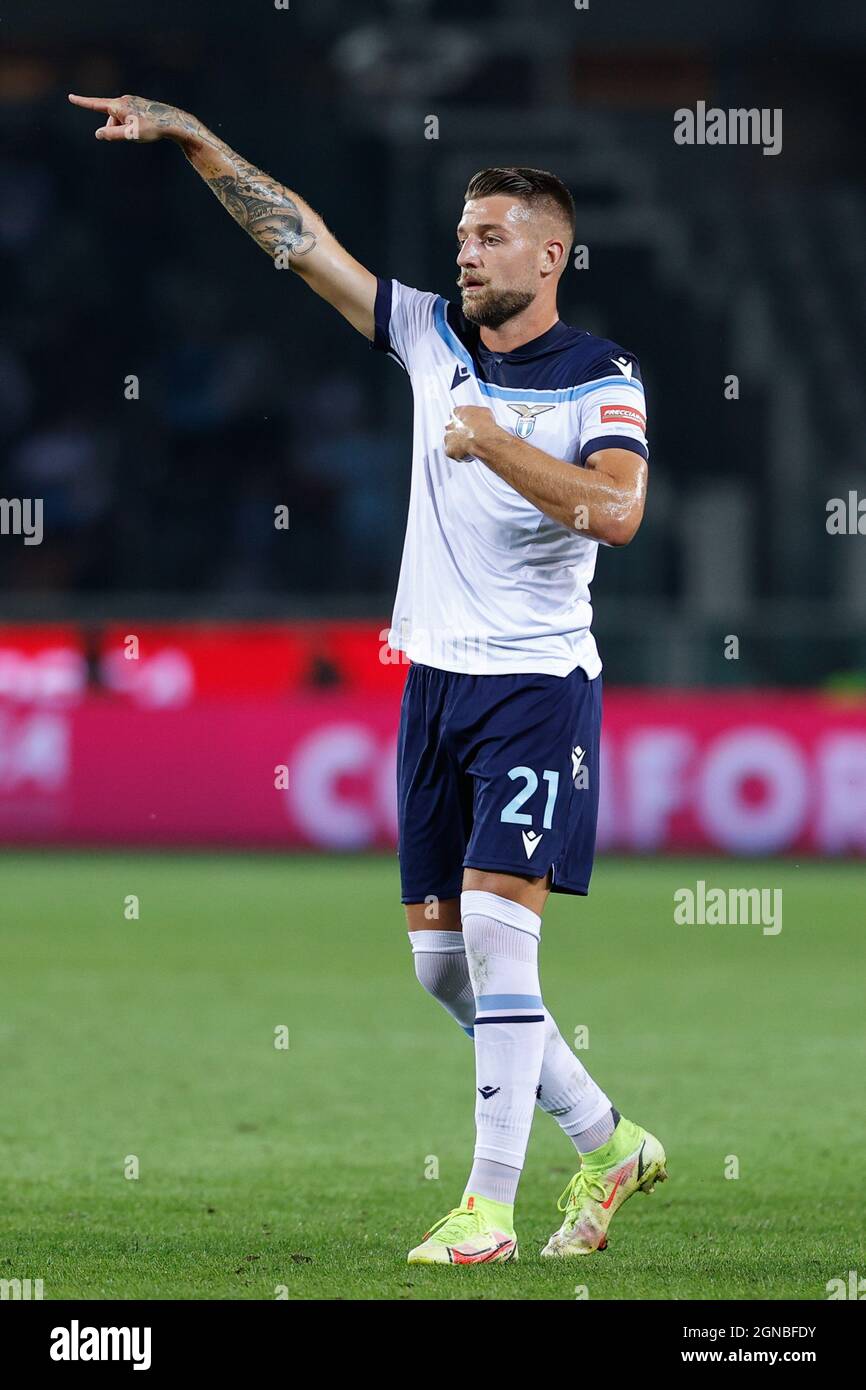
xmin=463 ymin=166 xmax=576 ymax=243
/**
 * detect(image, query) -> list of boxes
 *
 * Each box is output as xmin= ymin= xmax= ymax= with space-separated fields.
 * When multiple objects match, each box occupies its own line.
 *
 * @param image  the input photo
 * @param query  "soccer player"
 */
xmin=69 ymin=93 xmax=668 ymax=1264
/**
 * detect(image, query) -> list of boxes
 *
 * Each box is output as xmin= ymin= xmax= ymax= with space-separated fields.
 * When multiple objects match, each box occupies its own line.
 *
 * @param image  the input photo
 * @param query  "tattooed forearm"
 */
xmin=176 ymin=124 xmax=318 ymax=261
xmin=136 ymin=100 xmax=200 ymax=136
xmin=204 ymin=173 xmax=317 ymax=257
xmin=71 ymin=90 xmax=376 ymax=336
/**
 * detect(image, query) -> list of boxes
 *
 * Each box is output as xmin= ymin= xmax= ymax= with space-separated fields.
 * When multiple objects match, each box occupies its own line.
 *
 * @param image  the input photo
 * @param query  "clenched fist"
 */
xmin=443 ymin=405 xmax=503 ymax=461
xmin=68 ymin=93 xmax=198 ymax=144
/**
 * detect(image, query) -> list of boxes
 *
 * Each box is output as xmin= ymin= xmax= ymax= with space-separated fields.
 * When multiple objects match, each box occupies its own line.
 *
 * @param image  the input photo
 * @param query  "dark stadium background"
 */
xmin=2 ymin=0 xmax=865 ymax=671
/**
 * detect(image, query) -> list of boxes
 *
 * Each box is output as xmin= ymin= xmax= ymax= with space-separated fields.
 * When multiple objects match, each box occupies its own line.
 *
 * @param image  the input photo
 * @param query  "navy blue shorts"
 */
xmin=396 ymin=662 xmax=602 ymax=903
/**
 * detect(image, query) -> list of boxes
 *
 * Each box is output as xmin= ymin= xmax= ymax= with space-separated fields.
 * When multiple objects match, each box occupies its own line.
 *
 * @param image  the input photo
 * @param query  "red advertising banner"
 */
xmin=1 ymin=688 xmax=864 ymax=855
xmin=0 ymin=622 xmax=405 ymax=705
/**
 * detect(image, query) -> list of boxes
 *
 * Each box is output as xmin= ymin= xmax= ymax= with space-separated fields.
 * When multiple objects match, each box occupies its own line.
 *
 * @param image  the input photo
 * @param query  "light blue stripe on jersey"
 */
xmin=433 ymin=299 xmax=645 ymax=401
xmin=476 ymin=994 xmax=544 ymax=1011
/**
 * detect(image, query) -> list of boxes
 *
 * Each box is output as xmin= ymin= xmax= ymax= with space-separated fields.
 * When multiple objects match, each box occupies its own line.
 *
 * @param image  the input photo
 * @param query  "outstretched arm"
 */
xmin=67 ymin=93 xmax=377 ymax=339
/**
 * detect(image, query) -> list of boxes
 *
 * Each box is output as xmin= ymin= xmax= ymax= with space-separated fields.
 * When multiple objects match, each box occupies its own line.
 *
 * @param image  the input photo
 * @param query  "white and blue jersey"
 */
xmin=371 ymin=276 xmax=648 ymax=899
xmin=371 ymin=276 xmax=649 ymax=678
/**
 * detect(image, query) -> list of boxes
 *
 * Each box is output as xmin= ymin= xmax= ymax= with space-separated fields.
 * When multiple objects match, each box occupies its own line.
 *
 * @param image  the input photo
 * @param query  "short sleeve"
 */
xmin=577 ymin=351 xmax=649 ymax=464
xmin=369 ymin=276 xmax=440 ymax=373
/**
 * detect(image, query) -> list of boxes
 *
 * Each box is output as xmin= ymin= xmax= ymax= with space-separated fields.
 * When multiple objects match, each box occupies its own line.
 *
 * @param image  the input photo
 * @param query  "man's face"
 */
xmin=456 ymin=194 xmax=551 ymax=328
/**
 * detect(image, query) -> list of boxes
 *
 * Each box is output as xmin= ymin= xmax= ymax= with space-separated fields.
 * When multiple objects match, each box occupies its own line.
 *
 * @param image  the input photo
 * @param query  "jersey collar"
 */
xmin=476 ymin=318 xmax=572 ymax=361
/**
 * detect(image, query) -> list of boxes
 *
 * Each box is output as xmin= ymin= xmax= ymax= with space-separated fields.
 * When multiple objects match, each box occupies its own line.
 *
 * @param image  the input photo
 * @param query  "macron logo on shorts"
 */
xmin=522 ymin=830 xmax=543 ymax=859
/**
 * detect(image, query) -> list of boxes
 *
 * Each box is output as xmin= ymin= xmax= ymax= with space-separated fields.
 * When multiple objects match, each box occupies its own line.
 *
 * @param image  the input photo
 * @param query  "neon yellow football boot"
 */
xmin=407 ymin=1194 xmax=518 ymax=1265
xmin=541 ymin=1116 xmax=668 ymax=1257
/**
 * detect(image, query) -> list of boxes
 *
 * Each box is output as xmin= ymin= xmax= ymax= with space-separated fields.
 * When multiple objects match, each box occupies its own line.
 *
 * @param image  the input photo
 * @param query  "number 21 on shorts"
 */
xmin=500 ymin=766 xmax=560 ymax=829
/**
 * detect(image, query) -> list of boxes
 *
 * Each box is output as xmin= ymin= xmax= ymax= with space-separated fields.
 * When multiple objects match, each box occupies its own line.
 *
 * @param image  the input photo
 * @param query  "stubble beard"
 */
xmin=460 ymin=283 xmax=536 ymax=329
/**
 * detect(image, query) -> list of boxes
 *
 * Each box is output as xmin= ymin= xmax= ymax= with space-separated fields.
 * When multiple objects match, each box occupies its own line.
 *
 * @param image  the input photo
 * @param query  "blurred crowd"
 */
xmin=2 ymin=1 xmax=864 ymax=686
xmin=0 ymin=61 xmax=406 ymax=603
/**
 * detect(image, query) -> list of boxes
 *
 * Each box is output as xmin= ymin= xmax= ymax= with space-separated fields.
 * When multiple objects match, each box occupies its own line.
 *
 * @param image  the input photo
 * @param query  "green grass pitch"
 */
xmin=1 ymin=851 xmax=862 ymax=1301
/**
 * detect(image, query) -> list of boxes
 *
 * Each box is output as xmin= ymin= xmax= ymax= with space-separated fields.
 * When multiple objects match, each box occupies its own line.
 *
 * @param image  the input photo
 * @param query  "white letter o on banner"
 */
xmin=697 ymin=729 xmax=808 ymax=852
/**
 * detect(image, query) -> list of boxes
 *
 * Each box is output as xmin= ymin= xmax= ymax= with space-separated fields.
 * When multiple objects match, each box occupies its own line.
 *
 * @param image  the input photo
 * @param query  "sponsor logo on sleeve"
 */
xmin=600 ymin=403 xmax=647 ymax=432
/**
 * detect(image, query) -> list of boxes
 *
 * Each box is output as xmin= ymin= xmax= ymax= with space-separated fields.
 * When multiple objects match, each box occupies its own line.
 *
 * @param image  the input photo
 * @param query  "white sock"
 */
xmin=464 ymin=1155 xmax=521 ymax=1207
xmin=410 ymin=915 xmax=613 ymax=1154
xmin=536 ymin=1015 xmax=614 ymax=1150
xmin=461 ymin=892 xmax=546 ymax=1190
xmin=409 ymin=930 xmax=475 ymax=1036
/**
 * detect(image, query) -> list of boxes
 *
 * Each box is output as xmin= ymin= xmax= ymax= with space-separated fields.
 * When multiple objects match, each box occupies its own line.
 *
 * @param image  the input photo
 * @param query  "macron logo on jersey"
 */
xmin=608 ymin=355 xmax=636 ymax=383
xmin=611 ymin=355 xmax=634 ymax=381
xmin=451 ymin=363 xmax=471 ymax=390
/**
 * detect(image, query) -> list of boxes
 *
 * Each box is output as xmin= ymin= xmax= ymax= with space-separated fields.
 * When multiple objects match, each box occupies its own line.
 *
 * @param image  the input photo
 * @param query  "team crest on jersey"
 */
xmin=507 ymin=403 xmax=556 ymax=438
